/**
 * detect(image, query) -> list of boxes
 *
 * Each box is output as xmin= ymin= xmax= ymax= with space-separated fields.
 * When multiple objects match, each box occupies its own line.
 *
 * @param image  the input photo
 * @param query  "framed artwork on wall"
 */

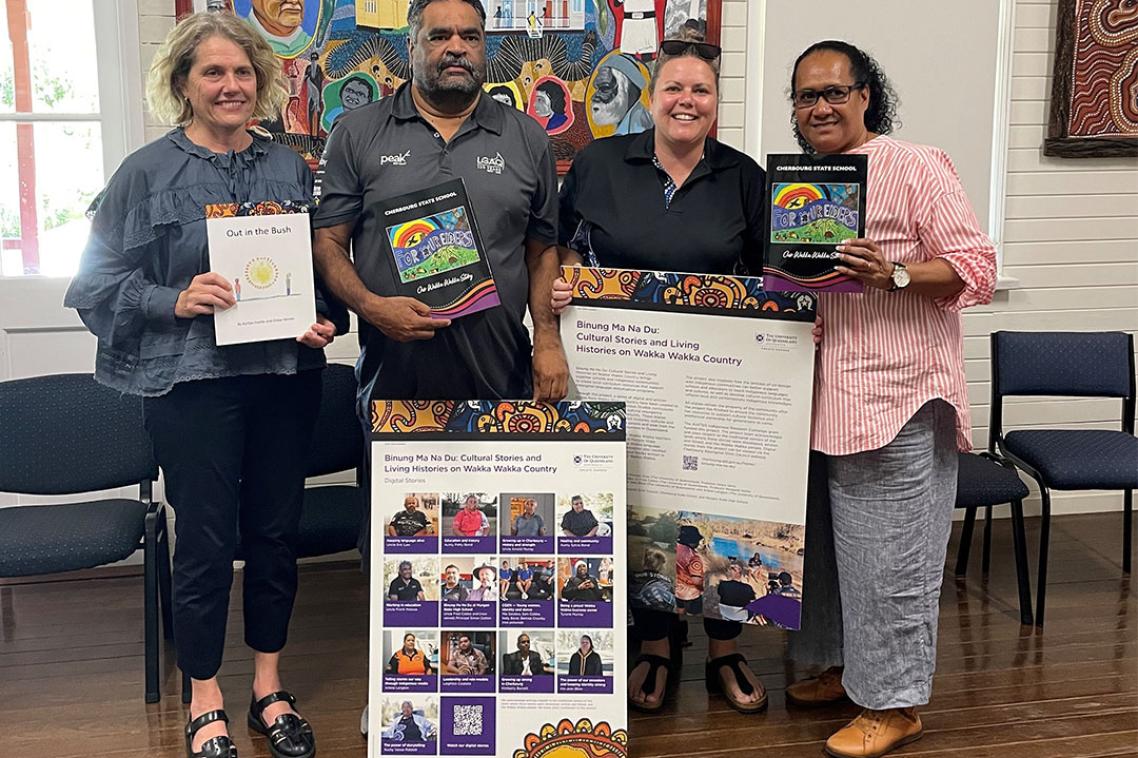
xmin=1044 ymin=0 xmax=1138 ymax=158
xmin=173 ymin=0 xmax=723 ymax=172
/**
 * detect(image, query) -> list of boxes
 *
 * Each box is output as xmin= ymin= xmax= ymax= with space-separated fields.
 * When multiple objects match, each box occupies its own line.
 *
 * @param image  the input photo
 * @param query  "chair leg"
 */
xmin=982 ymin=505 xmax=993 ymax=575
xmin=1124 ymin=489 xmax=1132 ymax=575
xmin=1009 ymin=499 xmax=1034 ymax=626
xmin=157 ymin=515 xmax=174 ymax=641
xmin=1036 ymin=488 xmax=1053 ymax=629
xmin=955 ymin=506 xmax=977 ymax=576
xmin=143 ymin=510 xmax=161 ymax=704
xmin=182 ymin=669 xmax=192 ymax=705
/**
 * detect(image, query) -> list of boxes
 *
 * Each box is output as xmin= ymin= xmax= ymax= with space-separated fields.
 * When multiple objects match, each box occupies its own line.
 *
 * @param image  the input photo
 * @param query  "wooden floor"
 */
xmin=1 ymin=512 xmax=1135 ymax=758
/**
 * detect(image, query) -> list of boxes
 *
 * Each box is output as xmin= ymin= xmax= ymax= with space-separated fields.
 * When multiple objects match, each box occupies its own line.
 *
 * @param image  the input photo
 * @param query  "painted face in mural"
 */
xmin=181 ymin=35 xmax=258 ymax=136
xmin=410 ymin=0 xmax=487 ymax=107
xmin=533 ymin=90 xmax=553 ymax=118
xmin=489 ymin=87 xmax=516 ymax=108
xmin=251 ymin=0 xmax=304 ymax=37
xmin=650 ymin=56 xmax=718 ymax=149
xmin=590 ymin=64 xmax=639 ymax=126
xmin=792 ymin=49 xmax=870 ymax=156
xmin=340 ymin=78 xmax=373 ymax=110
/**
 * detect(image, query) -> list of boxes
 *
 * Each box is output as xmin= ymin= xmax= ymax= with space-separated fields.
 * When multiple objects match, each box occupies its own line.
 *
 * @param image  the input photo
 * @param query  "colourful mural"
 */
xmin=180 ymin=0 xmax=721 ymax=169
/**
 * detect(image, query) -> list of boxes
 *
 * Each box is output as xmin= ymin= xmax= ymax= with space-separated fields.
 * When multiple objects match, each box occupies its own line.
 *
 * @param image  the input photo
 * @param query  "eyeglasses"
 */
xmin=658 ymin=39 xmax=722 ymax=60
xmin=792 ymin=82 xmax=865 ymax=108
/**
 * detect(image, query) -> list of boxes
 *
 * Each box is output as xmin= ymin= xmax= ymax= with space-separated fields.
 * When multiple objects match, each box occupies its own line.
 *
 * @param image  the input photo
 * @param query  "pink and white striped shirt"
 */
xmin=812 ymin=136 xmax=997 ymax=456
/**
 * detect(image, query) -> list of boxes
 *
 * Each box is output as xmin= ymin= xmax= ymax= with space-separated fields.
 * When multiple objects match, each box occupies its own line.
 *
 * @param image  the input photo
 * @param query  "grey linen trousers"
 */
xmin=791 ymin=399 xmax=959 ymax=709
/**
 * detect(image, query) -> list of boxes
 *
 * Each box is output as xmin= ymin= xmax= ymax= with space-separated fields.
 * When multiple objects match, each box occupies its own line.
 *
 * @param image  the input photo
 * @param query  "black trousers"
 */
xmin=631 ymin=608 xmax=742 ymax=642
xmin=144 ymin=371 xmax=322 ymax=680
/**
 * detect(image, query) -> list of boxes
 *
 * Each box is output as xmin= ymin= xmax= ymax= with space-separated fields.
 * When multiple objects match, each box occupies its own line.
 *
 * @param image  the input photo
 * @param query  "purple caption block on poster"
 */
xmin=385 ymin=601 xmax=439 ymax=627
xmin=499 ymin=536 xmax=554 ymax=554
xmin=382 ymin=674 xmax=438 ymax=694
xmin=558 ymin=536 xmax=612 ymax=554
xmin=558 ymin=675 xmax=613 ymax=694
xmin=440 ymin=675 xmax=495 ymax=694
xmin=500 ymin=674 xmax=555 ymax=694
xmin=443 ymin=536 xmax=496 ymax=554
xmin=558 ymin=601 xmax=614 ymax=628
xmin=385 ymin=536 xmax=438 ymax=554
xmin=381 ymin=737 xmax=438 ymax=755
xmin=441 ymin=601 xmax=497 ymax=627
xmin=440 ymin=696 xmax=496 ymax=756
xmin=499 ymin=601 xmax=554 ymax=627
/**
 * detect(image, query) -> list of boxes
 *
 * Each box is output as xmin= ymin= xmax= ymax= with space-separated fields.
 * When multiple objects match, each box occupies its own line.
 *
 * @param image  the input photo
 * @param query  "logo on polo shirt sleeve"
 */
xmin=476 ymin=152 xmax=505 ymax=175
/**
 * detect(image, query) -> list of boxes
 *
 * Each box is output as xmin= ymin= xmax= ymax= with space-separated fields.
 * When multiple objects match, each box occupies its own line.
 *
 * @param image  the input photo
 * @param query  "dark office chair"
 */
xmin=991 ymin=331 xmax=1137 ymax=627
xmin=953 ymin=451 xmax=1034 ymax=625
xmin=0 ymin=373 xmax=171 ymax=703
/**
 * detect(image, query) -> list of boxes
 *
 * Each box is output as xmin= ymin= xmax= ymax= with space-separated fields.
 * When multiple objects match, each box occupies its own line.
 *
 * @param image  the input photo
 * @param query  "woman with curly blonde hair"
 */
xmin=65 ymin=11 xmax=344 ymax=758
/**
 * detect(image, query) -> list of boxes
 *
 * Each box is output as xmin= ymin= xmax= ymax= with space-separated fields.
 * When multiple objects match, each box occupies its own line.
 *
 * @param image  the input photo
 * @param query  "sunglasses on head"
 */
xmin=658 ymin=39 xmax=721 ymax=60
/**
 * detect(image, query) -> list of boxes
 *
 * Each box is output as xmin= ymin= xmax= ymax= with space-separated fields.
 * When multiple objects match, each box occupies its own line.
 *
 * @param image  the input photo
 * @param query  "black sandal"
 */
xmin=705 ymin=653 xmax=768 ymax=714
xmin=248 ymin=690 xmax=316 ymax=758
xmin=628 ymin=654 xmax=677 ymax=713
xmin=185 ymin=710 xmax=238 ymax=758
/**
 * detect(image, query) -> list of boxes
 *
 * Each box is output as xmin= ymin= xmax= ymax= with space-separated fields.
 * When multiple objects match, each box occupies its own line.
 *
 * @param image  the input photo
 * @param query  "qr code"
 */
xmin=453 ymin=704 xmax=483 ymax=736
xmin=683 ymin=455 xmax=699 ymax=471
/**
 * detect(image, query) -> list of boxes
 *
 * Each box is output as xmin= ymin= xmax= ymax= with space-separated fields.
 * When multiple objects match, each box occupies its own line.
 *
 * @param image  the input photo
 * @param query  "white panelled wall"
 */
xmin=0 ymin=0 xmax=1135 ymax=526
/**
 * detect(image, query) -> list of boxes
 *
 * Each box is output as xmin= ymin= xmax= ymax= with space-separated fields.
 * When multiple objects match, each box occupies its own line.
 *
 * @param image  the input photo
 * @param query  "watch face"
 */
xmin=893 ymin=266 xmax=911 ymax=288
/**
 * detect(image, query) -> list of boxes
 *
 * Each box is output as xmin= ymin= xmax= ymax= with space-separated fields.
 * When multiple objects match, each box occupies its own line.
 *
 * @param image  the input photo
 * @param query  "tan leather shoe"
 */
xmin=824 ymin=708 xmax=923 ymax=758
xmin=786 ymin=665 xmax=848 ymax=707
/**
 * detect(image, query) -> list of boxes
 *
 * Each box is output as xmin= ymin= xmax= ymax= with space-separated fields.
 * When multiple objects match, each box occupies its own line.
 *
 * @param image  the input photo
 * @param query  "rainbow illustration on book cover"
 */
xmin=763 ymin=153 xmax=867 ymax=293
xmin=379 ymin=179 xmax=500 ymax=320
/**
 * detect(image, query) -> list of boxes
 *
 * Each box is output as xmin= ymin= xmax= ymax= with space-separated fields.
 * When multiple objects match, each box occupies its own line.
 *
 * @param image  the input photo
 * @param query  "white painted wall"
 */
xmin=2 ymin=0 xmax=1135 ymax=522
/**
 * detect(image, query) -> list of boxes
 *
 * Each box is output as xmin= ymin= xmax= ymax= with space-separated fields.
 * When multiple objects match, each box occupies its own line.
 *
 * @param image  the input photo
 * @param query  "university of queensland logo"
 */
xmin=477 ymin=152 xmax=505 ymax=175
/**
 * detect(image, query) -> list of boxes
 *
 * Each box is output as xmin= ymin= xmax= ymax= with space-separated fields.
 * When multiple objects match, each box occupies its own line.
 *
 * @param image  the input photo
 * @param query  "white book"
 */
xmin=206 ymin=211 xmax=317 ymax=346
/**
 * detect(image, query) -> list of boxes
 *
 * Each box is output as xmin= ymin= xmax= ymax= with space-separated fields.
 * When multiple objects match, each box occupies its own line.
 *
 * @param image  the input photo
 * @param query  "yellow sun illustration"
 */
xmin=245 ymin=257 xmax=278 ymax=289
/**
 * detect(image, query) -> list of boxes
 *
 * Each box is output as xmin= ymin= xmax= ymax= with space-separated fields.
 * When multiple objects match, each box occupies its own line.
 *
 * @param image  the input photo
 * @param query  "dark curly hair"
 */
xmin=789 ymin=40 xmax=900 ymax=154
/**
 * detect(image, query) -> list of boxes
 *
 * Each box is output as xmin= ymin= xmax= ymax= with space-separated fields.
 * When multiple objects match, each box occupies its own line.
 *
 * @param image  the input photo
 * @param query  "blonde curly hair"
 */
xmin=146 ymin=12 xmax=288 ymax=126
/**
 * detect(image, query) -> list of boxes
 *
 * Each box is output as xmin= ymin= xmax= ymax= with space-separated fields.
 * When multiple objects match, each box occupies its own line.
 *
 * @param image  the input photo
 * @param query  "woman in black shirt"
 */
xmin=554 ymin=31 xmax=768 ymax=716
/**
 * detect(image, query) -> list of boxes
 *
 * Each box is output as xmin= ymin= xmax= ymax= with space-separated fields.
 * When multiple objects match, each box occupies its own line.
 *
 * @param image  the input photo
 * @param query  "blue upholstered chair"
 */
xmin=230 ymin=363 xmax=364 ymax=562
xmin=0 ymin=373 xmax=171 ymax=703
xmin=990 ymin=331 xmax=1137 ymax=627
xmin=953 ymin=451 xmax=1033 ymax=625
xmin=287 ymin=361 xmax=366 ymax=559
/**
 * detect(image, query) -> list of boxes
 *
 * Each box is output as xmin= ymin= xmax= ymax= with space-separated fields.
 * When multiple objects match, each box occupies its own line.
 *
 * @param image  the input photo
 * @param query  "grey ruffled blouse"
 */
xmin=64 ymin=128 xmax=342 ymax=397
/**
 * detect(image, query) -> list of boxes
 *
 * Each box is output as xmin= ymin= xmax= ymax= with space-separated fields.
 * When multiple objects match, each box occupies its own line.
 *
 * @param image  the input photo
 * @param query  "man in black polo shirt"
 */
xmin=388 ymin=560 xmax=426 ymax=601
xmin=387 ymin=494 xmax=432 ymax=536
xmin=560 ymin=495 xmax=599 ymax=537
xmin=312 ymin=0 xmax=567 ymax=405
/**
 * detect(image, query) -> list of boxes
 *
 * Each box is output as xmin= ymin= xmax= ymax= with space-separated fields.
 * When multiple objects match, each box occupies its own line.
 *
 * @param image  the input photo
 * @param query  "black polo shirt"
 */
xmin=390 ymin=508 xmax=429 ymax=536
xmin=313 ymin=83 xmax=559 ymax=399
xmin=561 ymin=508 xmax=598 ymax=536
xmin=388 ymin=576 xmax=424 ymax=601
xmin=558 ymin=129 xmax=766 ymax=276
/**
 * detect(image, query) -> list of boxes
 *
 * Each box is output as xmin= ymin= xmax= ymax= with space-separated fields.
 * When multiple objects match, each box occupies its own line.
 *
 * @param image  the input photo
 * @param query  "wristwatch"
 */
xmin=888 ymin=262 xmax=910 ymax=292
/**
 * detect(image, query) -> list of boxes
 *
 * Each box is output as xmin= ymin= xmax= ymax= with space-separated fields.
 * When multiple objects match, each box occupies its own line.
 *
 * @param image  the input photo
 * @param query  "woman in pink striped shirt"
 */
xmin=781 ymin=41 xmax=996 ymax=758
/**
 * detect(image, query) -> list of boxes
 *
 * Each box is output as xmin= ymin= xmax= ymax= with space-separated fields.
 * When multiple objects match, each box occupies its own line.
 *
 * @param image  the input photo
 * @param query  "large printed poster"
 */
xmin=370 ymin=400 xmax=628 ymax=758
xmin=560 ymin=268 xmax=816 ymax=629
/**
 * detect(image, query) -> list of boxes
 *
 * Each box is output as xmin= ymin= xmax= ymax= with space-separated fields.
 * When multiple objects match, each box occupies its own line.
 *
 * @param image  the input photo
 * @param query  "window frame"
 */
xmin=0 ymin=0 xmax=145 ymax=278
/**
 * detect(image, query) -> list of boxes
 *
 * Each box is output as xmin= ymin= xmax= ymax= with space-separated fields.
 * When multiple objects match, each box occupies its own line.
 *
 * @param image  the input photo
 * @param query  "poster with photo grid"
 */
xmin=369 ymin=400 xmax=628 ymax=758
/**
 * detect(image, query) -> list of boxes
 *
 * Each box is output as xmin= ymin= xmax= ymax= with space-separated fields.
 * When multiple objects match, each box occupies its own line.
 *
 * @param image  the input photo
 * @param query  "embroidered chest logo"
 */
xmin=380 ymin=150 xmax=411 ymax=166
xmin=477 ymin=152 xmax=505 ymax=175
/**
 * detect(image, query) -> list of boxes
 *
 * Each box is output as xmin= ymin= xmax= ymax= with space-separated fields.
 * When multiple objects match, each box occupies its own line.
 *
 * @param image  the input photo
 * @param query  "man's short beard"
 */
xmin=413 ymin=56 xmax=485 ymax=111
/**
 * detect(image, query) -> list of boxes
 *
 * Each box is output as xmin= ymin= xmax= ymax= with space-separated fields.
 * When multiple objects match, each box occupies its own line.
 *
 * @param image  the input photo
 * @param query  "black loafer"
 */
xmin=186 ymin=709 xmax=238 ymax=758
xmin=248 ymin=690 xmax=316 ymax=758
